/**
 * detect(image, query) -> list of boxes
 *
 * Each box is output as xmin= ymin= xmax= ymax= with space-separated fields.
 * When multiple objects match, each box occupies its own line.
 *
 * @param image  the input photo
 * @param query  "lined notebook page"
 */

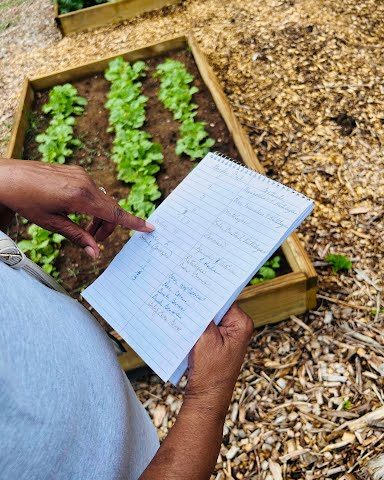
xmin=83 ymin=152 xmax=313 ymax=382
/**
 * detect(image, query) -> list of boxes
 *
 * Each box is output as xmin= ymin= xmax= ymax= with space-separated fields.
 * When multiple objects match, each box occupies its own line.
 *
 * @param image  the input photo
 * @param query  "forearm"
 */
xmin=140 ymin=398 xmax=227 ymax=480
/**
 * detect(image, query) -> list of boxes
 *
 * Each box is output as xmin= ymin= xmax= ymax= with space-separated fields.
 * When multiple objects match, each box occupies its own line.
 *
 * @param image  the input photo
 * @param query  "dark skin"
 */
xmin=140 ymin=307 xmax=253 ymax=479
xmin=0 ymin=159 xmax=253 ymax=479
xmin=0 ymin=159 xmax=154 ymax=256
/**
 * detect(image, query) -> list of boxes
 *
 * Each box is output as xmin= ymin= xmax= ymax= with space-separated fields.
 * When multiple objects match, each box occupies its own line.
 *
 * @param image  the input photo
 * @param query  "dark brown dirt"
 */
xmin=18 ymin=48 xmax=290 ymax=331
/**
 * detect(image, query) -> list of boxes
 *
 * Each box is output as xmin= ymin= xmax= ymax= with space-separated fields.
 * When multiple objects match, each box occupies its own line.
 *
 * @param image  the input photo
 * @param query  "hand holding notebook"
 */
xmin=83 ymin=152 xmax=313 ymax=383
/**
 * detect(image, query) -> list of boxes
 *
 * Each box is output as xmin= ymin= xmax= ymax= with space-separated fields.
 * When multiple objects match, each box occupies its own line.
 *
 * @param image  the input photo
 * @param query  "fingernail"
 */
xmin=84 ymin=246 xmax=97 ymax=259
xmin=145 ymin=221 xmax=155 ymax=231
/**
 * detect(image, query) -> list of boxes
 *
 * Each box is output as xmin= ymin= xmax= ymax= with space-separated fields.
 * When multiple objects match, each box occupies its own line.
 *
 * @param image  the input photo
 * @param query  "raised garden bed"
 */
xmin=7 ymin=34 xmax=317 ymax=372
xmin=55 ymin=0 xmax=180 ymax=36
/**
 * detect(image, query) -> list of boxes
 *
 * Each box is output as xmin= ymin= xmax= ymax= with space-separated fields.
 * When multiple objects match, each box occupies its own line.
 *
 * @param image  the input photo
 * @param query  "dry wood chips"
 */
xmin=0 ymin=0 xmax=383 ymax=478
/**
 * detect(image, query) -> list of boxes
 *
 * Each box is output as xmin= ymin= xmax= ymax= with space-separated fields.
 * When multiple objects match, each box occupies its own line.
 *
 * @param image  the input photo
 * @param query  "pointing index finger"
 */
xmin=82 ymin=188 xmax=155 ymax=232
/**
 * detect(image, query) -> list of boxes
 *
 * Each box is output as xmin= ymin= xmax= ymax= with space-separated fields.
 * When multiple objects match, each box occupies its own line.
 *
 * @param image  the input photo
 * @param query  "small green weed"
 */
xmin=325 ymin=253 xmax=352 ymax=273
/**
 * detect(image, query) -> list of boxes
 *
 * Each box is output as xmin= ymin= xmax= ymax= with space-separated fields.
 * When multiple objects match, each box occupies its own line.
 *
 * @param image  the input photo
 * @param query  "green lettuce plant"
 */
xmin=155 ymin=59 xmax=214 ymax=160
xmin=175 ymin=119 xmax=215 ymax=160
xmin=36 ymin=84 xmax=86 ymax=164
xmin=250 ymin=256 xmax=281 ymax=285
xmin=17 ymin=225 xmax=65 ymax=278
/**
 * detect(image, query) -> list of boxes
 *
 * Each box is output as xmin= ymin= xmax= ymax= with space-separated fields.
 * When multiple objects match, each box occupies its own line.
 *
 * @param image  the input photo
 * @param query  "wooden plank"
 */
xmin=6 ymin=79 xmax=34 ymax=159
xmin=30 ymin=35 xmax=187 ymax=90
xmin=237 ymin=272 xmax=309 ymax=326
xmin=283 ymin=233 xmax=317 ymax=283
xmin=187 ymin=36 xmax=265 ymax=174
xmin=57 ymin=0 xmax=179 ymax=36
xmin=54 ymin=3 xmax=63 ymax=35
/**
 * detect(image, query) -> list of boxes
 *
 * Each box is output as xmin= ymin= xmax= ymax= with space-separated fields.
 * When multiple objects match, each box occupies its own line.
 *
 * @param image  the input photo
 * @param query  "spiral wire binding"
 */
xmin=211 ymin=151 xmax=311 ymax=202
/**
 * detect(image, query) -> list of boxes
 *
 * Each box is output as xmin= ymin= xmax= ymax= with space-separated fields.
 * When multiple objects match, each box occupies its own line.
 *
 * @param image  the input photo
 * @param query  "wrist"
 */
xmin=183 ymin=388 xmax=232 ymax=422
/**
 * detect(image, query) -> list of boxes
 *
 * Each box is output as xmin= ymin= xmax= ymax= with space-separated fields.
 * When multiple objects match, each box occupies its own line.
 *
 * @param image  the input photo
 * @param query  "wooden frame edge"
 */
xmin=6 ymin=78 xmax=34 ymax=160
xmin=30 ymin=35 xmax=187 ymax=90
xmin=187 ymin=35 xmax=265 ymax=175
xmin=238 ymin=272 xmax=305 ymax=301
xmin=55 ymin=0 xmax=180 ymax=36
xmin=238 ymin=272 xmax=309 ymax=326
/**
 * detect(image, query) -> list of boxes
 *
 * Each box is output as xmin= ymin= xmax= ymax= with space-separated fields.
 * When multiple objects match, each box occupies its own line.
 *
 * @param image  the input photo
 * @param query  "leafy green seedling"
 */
xmin=36 ymin=84 xmax=86 ymax=164
xmin=119 ymin=176 xmax=161 ymax=219
xmin=18 ymin=224 xmax=65 ymax=277
xmin=342 ymin=399 xmax=352 ymax=410
xmin=176 ymin=119 xmax=215 ymax=160
xmin=370 ymin=308 xmax=384 ymax=317
xmin=250 ymin=255 xmax=281 ymax=285
xmin=325 ymin=253 xmax=352 ymax=273
xmin=155 ymin=59 xmax=214 ymax=160
xmin=42 ymin=84 xmax=87 ymax=118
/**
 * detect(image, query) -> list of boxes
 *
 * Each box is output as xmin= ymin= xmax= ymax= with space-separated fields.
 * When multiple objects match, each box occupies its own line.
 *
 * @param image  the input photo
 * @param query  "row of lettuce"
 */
xmin=19 ymin=57 xmax=214 ymax=278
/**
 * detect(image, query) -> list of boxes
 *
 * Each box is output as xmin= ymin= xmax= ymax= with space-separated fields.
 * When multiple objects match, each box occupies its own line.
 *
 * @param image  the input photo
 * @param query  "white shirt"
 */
xmin=0 ymin=231 xmax=159 ymax=480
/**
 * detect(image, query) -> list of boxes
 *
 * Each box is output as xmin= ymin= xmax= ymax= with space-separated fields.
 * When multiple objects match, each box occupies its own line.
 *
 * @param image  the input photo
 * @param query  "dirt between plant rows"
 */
xmin=19 ymin=48 xmax=290 ymax=330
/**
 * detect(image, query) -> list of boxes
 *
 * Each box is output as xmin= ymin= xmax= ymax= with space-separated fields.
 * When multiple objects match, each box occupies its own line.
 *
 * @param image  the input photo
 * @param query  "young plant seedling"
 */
xmin=36 ymin=84 xmax=86 ymax=164
xmin=325 ymin=253 xmax=352 ymax=273
xmin=17 ymin=224 xmax=65 ymax=278
xmin=155 ymin=59 xmax=214 ymax=160
xmin=250 ymin=255 xmax=281 ymax=285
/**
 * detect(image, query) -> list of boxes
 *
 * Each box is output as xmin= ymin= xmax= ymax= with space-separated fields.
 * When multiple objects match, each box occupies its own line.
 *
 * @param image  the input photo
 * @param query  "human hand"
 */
xmin=0 ymin=159 xmax=154 ymax=258
xmin=185 ymin=304 xmax=253 ymax=418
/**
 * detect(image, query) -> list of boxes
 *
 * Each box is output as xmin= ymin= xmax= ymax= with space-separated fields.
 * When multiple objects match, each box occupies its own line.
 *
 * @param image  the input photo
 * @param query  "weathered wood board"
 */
xmin=55 ymin=0 xmax=180 ymax=36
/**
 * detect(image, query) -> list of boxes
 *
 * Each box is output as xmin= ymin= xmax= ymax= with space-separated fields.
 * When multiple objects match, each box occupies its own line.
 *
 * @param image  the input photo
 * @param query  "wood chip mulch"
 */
xmin=0 ymin=0 xmax=383 ymax=478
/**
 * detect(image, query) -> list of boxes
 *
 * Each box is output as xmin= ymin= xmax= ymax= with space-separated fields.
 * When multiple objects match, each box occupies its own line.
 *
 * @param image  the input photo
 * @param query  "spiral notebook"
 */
xmin=83 ymin=152 xmax=313 ymax=384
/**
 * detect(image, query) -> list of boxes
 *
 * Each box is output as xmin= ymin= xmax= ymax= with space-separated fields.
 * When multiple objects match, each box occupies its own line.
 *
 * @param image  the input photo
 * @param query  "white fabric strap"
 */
xmin=0 ymin=237 xmax=68 ymax=295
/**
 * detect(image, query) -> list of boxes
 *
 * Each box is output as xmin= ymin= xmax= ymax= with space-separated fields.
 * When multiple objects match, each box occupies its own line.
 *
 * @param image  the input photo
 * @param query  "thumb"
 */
xmin=219 ymin=304 xmax=254 ymax=346
xmin=48 ymin=215 xmax=100 ymax=259
xmin=194 ymin=321 xmax=223 ymax=350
